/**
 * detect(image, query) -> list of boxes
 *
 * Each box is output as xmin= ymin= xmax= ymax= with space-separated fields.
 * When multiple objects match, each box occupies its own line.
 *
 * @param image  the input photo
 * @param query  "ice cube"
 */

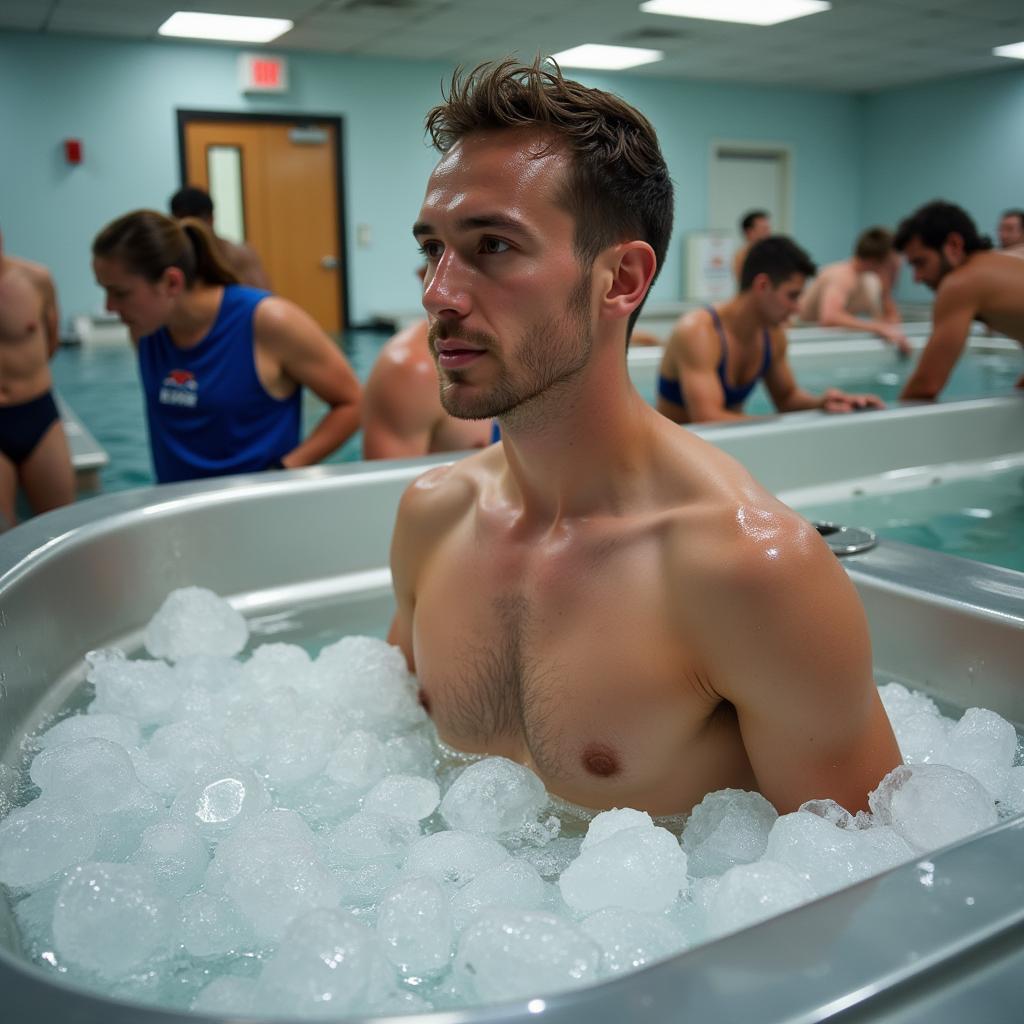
xmin=454 ymin=909 xmax=600 ymax=1001
xmin=878 ymin=682 xmax=940 ymax=726
xmin=179 ymin=891 xmax=256 ymax=957
xmin=869 ymin=763 xmax=998 ymax=852
xmin=170 ymin=762 xmax=269 ymax=840
xmin=450 ymin=857 xmax=546 ymax=930
xmin=191 ymin=976 xmax=258 ymax=1014
xmin=86 ymin=649 xmax=178 ymax=727
xmin=37 ymin=712 xmax=141 ymax=752
xmin=706 ymin=860 xmax=815 ymax=936
xmin=944 ymin=708 xmax=1019 ymax=798
xmin=130 ymin=821 xmax=210 ymax=898
xmin=324 ymin=811 xmax=421 ymax=869
xmin=560 ymin=819 xmax=689 ymax=914
xmin=52 ymin=862 xmax=175 ymax=978
xmin=0 ymin=798 xmax=98 ymax=889
xmin=681 ymin=789 xmax=777 ymax=877
xmin=580 ymin=807 xmax=654 ymax=851
xmin=579 ymin=907 xmax=688 ymax=975
xmin=362 ymin=774 xmax=440 ymax=822
xmin=143 ymin=587 xmax=248 ymax=661
xmin=516 ymin=836 xmax=583 ymax=881
xmin=893 ymin=711 xmax=950 ymax=765
xmin=376 ymin=875 xmax=453 ymax=976
xmin=30 ymin=737 xmax=139 ymax=814
xmin=255 ymin=908 xmax=378 ymax=1015
xmin=402 ymin=830 xmax=509 ymax=891
xmin=439 ymin=757 xmax=547 ymax=835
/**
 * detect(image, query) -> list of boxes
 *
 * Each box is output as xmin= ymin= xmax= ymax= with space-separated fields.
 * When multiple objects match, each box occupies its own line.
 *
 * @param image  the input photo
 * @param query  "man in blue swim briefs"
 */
xmin=657 ymin=236 xmax=885 ymax=425
xmin=0 ymin=228 xmax=75 ymax=530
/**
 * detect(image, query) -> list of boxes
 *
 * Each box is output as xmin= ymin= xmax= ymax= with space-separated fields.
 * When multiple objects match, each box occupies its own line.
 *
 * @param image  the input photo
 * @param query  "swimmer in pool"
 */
xmin=656 ymin=236 xmax=885 ymax=425
xmin=895 ymin=201 xmax=1024 ymax=400
xmin=363 ymin=269 xmax=494 ymax=459
xmin=0 ymin=226 xmax=75 ymax=530
xmin=796 ymin=227 xmax=910 ymax=354
xmin=732 ymin=210 xmax=772 ymax=284
xmin=388 ymin=58 xmax=901 ymax=817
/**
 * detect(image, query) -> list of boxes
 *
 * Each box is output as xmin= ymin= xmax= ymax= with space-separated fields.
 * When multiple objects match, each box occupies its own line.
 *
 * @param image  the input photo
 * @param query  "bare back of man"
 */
xmin=363 ymin=319 xmax=493 ymax=458
xmin=218 ymin=237 xmax=270 ymax=290
xmin=0 ymin=249 xmax=75 ymax=528
xmin=901 ymin=248 xmax=1024 ymax=398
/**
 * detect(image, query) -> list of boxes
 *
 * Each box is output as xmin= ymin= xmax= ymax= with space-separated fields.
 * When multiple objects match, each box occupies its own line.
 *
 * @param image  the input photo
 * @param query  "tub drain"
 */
xmin=813 ymin=521 xmax=877 ymax=556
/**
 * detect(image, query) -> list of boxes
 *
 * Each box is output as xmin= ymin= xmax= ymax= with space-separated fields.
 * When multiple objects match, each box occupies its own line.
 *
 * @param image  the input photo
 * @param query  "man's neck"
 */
xmin=717 ymin=293 xmax=767 ymax=345
xmin=495 ymin=337 xmax=659 ymax=526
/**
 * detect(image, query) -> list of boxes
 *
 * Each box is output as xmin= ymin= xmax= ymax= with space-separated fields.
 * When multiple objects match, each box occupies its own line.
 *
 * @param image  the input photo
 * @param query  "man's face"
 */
xmin=755 ymin=272 xmax=804 ymax=325
xmin=901 ymin=236 xmax=958 ymax=292
xmin=747 ymin=216 xmax=771 ymax=243
xmin=414 ymin=130 xmax=593 ymax=421
xmin=998 ymin=215 xmax=1024 ymax=249
xmin=93 ymin=256 xmax=178 ymax=340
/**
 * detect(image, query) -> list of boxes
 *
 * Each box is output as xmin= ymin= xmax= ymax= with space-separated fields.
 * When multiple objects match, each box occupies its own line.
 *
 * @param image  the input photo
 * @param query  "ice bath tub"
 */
xmin=2 ymin=411 xmax=1023 ymax=1023
xmin=626 ymin=333 xmax=1022 ymax=408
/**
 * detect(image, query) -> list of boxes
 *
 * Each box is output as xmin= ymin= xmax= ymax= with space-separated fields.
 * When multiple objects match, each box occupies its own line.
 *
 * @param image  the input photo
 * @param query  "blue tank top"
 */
xmin=138 ymin=285 xmax=301 ymax=483
xmin=657 ymin=306 xmax=772 ymax=409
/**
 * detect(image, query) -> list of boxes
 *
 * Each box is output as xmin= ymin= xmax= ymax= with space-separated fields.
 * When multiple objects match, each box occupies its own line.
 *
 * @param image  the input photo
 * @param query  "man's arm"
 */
xmin=37 ymin=267 xmax=60 ymax=357
xmin=674 ymin=321 xmax=749 ymax=423
xmin=765 ymin=332 xmax=884 ymax=414
xmin=819 ymin=278 xmax=910 ymax=353
xmin=363 ymin=339 xmax=439 ymax=460
xmin=255 ymin=297 xmax=362 ymax=466
xmin=900 ymin=279 xmax=977 ymax=401
xmin=682 ymin=511 xmax=902 ymax=813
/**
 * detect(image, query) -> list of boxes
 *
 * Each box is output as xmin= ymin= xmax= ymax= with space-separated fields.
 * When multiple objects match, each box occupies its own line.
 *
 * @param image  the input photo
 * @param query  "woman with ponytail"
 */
xmin=92 ymin=210 xmax=361 ymax=483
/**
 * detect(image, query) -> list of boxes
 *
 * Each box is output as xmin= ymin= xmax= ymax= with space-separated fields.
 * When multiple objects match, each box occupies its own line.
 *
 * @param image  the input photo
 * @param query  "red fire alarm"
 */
xmin=64 ymin=139 xmax=83 ymax=165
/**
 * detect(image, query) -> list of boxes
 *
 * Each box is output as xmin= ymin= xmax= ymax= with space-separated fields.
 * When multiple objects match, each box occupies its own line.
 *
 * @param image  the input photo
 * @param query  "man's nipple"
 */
xmin=582 ymin=744 xmax=620 ymax=778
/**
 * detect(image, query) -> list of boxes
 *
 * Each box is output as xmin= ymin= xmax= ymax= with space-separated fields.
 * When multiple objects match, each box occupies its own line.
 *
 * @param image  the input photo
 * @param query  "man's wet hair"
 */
xmin=1001 ymin=209 xmax=1024 ymax=229
xmin=894 ymin=201 xmax=992 ymax=254
xmin=854 ymin=226 xmax=893 ymax=263
xmin=170 ymin=186 xmax=214 ymax=221
xmin=739 ymin=235 xmax=816 ymax=291
xmin=740 ymin=210 xmax=769 ymax=235
xmin=424 ymin=57 xmax=674 ymax=331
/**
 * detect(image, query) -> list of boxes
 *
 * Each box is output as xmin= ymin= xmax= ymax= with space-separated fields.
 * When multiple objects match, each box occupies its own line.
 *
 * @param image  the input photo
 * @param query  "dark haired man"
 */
xmin=997 ymin=209 xmax=1024 ymax=255
xmin=658 ymin=236 xmax=884 ymax=424
xmin=0 ymin=227 xmax=75 ymax=530
xmin=732 ymin=209 xmax=772 ymax=283
xmin=895 ymin=200 xmax=1024 ymax=400
xmin=797 ymin=227 xmax=909 ymax=354
xmin=389 ymin=59 xmax=899 ymax=817
xmin=169 ymin=186 xmax=270 ymax=289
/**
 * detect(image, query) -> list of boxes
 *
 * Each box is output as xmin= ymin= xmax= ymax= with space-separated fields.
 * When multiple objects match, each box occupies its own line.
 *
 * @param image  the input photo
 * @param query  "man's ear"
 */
xmin=599 ymin=241 xmax=657 ymax=323
xmin=943 ymin=232 xmax=966 ymax=265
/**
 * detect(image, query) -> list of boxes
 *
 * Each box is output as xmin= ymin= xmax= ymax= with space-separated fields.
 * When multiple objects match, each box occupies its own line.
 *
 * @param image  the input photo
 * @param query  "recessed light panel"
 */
xmin=993 ymin=41 xmax=1024 ymax=60
xmin=158 ymin=12 xmax=294 ymax=44
xmin=640 ymin=0 xmax=831 ymax=27
xmin=551 ymin=44 xmax=664 ymax=70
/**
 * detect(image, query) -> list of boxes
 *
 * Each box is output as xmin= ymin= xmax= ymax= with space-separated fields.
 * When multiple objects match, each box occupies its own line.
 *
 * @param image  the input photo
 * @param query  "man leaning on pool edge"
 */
xmin=388 ymin=57 xmax=901 ymax=819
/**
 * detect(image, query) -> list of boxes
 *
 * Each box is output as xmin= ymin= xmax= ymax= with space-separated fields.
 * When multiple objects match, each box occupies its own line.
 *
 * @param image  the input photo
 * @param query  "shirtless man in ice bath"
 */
xmin=389 ymin=59 xmax=900 ymax=817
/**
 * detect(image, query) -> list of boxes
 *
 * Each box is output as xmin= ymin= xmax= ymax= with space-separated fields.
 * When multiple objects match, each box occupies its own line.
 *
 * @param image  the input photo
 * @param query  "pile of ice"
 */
xmin=0 ymin=586 xmax=1021 ymax=1018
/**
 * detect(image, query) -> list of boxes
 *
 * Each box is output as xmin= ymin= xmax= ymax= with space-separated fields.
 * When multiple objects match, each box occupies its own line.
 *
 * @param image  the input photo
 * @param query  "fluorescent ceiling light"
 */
xmin=552 ymin=44 xmax=664 ymax=70
xmin=993 ymin=41 xmax=1024 ymax=60
xmin=640 ymin=0 xmax=830 ymax=26
xmin=158 ymin=12 xmax=293 ymax=43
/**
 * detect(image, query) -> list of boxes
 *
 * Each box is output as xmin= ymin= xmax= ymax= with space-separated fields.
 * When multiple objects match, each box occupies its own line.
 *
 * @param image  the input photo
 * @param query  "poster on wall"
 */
xmin=685 ymin=231 xmax=736 ymax=301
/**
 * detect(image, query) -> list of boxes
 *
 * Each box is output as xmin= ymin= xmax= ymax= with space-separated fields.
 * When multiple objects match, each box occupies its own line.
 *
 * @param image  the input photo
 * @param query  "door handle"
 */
xmin=320 ymin=256 xmax=339 ymax=270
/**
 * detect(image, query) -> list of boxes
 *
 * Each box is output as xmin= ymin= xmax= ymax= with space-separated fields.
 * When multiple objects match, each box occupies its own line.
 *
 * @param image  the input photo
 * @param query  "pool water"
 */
xmin=50 ymin=329 xmax=391 ymax=496
xmin=789 ymin=458 xmax=1024 ymax=572
xmin=743 ymin=349 xmax=1022 ymax=414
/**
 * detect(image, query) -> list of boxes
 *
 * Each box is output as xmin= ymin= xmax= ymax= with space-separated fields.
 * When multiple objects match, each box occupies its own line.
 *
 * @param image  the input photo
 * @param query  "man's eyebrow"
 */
xmin=412 ymin=214 xmax=532 ymax=238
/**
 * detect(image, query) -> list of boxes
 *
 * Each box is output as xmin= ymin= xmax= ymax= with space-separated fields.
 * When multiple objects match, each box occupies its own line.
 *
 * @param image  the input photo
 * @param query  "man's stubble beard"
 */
xmin=434 ymin=273 xmax=593 ymax=424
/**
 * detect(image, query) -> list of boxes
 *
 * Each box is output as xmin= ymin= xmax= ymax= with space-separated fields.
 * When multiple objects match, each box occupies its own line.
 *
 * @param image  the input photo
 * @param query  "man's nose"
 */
xmin=422 ymin=251 xmax=470 ymax=320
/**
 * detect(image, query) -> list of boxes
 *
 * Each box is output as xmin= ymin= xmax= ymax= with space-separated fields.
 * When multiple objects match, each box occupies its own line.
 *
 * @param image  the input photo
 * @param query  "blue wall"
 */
xmin=862 ymin=67 xmax=1024 ymax=302
xmin=1 ymin=30 xmax=863 ymax=327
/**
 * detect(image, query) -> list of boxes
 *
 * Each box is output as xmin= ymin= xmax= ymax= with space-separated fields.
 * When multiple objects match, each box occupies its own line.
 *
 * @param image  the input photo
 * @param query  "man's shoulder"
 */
xmin=668 ymin=308 xmax=717 ymax=357
xmin=396 ymin=449 xmax=491 ymax=529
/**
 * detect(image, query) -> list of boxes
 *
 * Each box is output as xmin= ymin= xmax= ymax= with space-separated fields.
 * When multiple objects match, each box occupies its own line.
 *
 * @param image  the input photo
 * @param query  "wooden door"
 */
xmin=182 ymin=118 xmax=344 ymax=333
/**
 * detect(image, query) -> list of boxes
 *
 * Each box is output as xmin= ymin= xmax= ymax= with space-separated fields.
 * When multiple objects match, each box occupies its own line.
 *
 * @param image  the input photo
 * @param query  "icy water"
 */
xmin=789 ymin=458 xmax=1024 ymax=573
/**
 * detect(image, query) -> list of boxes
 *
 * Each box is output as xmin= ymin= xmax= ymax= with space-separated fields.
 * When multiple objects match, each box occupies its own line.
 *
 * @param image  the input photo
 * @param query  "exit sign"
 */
xmin=238 ymin=53 xmax=288 ymax=93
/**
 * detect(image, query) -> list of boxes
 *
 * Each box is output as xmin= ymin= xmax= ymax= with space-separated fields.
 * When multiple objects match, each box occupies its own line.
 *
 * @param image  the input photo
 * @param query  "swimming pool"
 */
xmin=50 ymin=330 xmax=390 ymax=495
